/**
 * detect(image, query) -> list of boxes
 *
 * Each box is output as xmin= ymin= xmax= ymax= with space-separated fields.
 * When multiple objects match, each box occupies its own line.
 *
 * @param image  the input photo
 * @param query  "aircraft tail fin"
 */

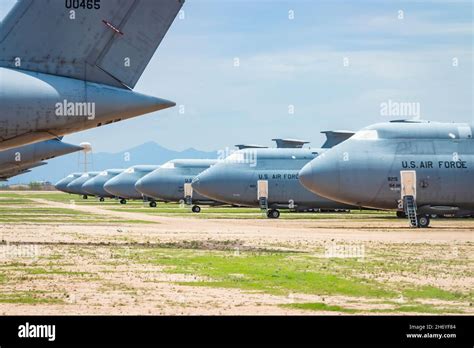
xmin=0 ymin=0 xmax=184 ymax=89
xmin=321 ymin=131 xmax=355 ymax=148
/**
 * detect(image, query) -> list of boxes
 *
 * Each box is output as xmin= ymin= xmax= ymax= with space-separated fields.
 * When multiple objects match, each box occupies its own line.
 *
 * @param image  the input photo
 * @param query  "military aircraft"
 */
xmin=82 ymin=169 xmax=124 ymax=201
xmin=103 ymin=165 xmax=160 ymax=205
xmin=192 ymin=137 xmax=355 ymax=218
xmin=0 ymin=138 xmax=83 ymax=180
xmin=0 ymin=0 xmax=183 ymax=151
xmin=67 ymin=171 xmax=100 ymax=198
xmin=55 ymin=172 xmax=83 ymax=193
xmin=299 ymin=120 xmax=474 ymax=227
xmin=135 ymin=159 xmax=218 ymax=212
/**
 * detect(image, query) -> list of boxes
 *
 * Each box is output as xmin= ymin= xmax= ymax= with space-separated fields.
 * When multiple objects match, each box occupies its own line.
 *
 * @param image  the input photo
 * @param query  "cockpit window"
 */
xmin=225 ymin=153 xmax=245 ymax=163
xmin=352 ymin=129 xmax=379 ymax=140
xmin=161 ymin=162 xmax=175 ymax=169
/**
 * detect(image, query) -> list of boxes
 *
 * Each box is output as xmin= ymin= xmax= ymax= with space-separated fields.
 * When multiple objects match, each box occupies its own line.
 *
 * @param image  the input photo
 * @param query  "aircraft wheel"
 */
xmin=99 ymin=197 xmax=105 ymax=202
xmin=149 ymin=201 xmax=157 ymax=208
xmin=417 ymin=215 xmax=430 ymax=228
xmin=396 ymin=211 xmax=406 ymax=218
xmin=120 ymin=198 xmax=127 ymax=205
xmin=267 ymin=209 xmax=280 ymax=219
xmin=192 ymin=205 xmax=201 ymax=213
xmin=82 ymin=195 xmax=88 ymax=200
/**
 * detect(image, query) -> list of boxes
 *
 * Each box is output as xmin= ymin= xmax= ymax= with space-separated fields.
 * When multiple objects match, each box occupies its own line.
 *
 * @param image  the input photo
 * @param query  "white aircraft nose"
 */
xmin=298 ymin=162 xmax=315 ymax=192
xmin=191 ymin=172 xmax=213 ymax=198
xmin=134 ymin=175 xmax=157 ymax=199
xmin=299 ymin=156 xmax=341 ymax=201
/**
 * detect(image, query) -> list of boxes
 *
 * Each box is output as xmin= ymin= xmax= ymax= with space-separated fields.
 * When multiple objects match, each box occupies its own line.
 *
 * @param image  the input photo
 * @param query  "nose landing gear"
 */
xmin=267 ymin=209 xmax=280 ymax=219
xmin=417 ymin=215 xmax=430 ymax=228
xmin=191 ymin=205 xmax=201 ymax=213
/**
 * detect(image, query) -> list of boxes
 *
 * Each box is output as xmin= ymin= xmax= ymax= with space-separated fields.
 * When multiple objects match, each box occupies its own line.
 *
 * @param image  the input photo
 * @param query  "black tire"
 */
xmin=417 ymin=215 xmax=430 ymax=228
xmin=192 ymin=205 xmax=201 ymax=213
xmin=99 ymin=197 xmax=105 ymax=202
xmin=149 ymin=201 xmax=157 ymax=208
xmin=396 ymin=211 xmax=406 ymax=218
xmin=267 ymin=209 xmax=280 ymax=219
xmin=120 ymin=199 xmax=127 ymax=205
xmin=82 ymin=195 xmax=88 ymax=200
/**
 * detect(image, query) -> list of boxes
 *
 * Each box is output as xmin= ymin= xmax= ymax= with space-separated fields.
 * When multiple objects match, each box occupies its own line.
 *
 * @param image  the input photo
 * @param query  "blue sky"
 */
xmin=1 ymin=0 xmax=473 ymax=152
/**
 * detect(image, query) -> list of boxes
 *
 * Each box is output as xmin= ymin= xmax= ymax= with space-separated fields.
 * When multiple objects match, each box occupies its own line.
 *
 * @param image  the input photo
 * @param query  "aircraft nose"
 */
xmin=66 ymin=181 xmax=82 ymax=194
xmin=54 ymin=180 xmax=67 ymax=192
xmin=298 ymin=162 xmax=316 ymax=192
xmin=192 ymin=170 xmax=218 ymax=200
xmin=82 ymin=179 xmax=98 ymax=196
xmin=299 ymin=156 xmax=341 ymax=200
xmin=135 ymin=175 xmax=157 ymax=199
xmin=190 ymin=176 xmax=201 ymax=190
xmin=104 ymin=177 xmax=126 ymax=198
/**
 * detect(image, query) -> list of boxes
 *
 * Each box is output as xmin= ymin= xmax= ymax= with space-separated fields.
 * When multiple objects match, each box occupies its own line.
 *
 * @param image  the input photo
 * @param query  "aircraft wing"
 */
xmin=0 ymin=0 xmax=184 ymax=89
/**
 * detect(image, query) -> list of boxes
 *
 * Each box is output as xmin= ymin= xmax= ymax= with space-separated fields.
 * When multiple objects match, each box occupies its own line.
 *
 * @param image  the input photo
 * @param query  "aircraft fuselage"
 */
xmin=299 ymin=123 xmax=474 ymax=215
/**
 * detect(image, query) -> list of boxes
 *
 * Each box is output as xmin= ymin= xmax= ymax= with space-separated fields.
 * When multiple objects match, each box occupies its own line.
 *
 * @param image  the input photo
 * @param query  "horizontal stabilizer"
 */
xmin=272 ymin=138 xmax=309 ymax=149
xmin=0 ymin=131 xmax=60 ymax=151
xmin=235 ymin=144 xmax=268 ymax=150
xmin=320 ymin=131 xmax=355 ymax=148
xmin=0 ymin=161 xmax=47 ymax=180
xmin=0 ymin=0 xmax=184 ymax=88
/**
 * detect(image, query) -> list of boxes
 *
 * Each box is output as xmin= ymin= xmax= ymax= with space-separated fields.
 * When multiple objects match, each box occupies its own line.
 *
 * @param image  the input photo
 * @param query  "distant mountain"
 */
xmin=7 ymin=141 xmax=218 ymax=184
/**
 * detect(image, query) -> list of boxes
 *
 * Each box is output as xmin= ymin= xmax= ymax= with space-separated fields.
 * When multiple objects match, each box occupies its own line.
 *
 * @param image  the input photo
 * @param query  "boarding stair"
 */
xmin=403 ymin=195 xmax=418 ymax=227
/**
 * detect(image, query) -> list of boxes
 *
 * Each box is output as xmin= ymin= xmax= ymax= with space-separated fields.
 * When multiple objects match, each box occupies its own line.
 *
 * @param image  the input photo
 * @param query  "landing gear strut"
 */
xmin=120 ymin=198 xmax=127 ymax=205
xmin=191 ymin=205 xmax=201 ymax=213
xmin=267 ymin=209 xmax=280 ymax=219
xmin=149 ymin=201 xmax=157 ymax=208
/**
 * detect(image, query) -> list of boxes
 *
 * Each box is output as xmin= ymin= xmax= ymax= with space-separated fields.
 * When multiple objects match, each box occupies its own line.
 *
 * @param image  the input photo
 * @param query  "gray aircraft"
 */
xmin=67 ymin=172 xmax=100 ymax=198
xmin=192 ymin=137 xmax=355 ymax=218
xmin=104 ymin=165 xmax=160 ymax=205
xmin=135 ymin=159 xmax=218 ymax=212
xmin=0 ymin=0 xmax=183 ymax=151
xmin=55 ymin=173 xmax=83 ymax=193
xmin=299 ymin=120 xmax=474 ymax=227
xmin=82 ymin=169 xmax=125 ymax=201
xmin=0 ymin=138 xmax=83 ymax=180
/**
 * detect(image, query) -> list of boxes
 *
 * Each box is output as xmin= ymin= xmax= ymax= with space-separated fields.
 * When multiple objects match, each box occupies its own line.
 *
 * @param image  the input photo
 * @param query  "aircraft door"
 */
xmin=400 ymin=170 xmax=417 ymax=199
xmin=257 ymin=180 xmax=268 ymax=209
xmin=184 ymin=183 xmax=193 ymax=205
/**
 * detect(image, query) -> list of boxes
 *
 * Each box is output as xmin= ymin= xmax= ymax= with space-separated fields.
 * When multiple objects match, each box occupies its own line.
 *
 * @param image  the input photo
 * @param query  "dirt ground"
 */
xmin=0 ymin=192 xmax=472 ymax=315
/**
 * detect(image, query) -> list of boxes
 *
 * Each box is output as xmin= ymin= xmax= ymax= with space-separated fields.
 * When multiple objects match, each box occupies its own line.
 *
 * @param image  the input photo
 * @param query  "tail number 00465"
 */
xmin=65 ymin=0 xmax=101 ymax=10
